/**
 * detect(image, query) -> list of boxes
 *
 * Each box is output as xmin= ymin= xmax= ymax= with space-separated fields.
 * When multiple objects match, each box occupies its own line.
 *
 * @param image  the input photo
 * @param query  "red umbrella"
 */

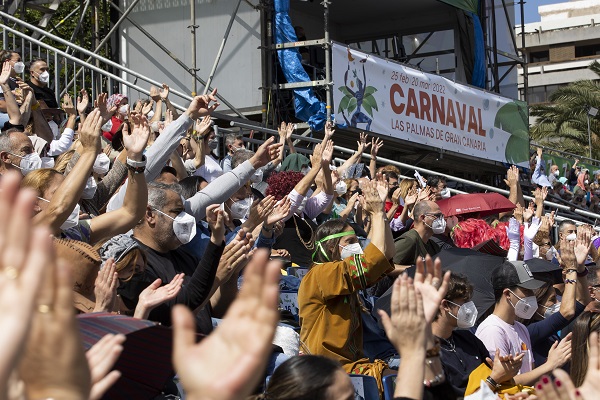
xmin=436 ymin=193 xmax=516 ymax=217
xmin=77 ymin=313 xmax=174 ymax=400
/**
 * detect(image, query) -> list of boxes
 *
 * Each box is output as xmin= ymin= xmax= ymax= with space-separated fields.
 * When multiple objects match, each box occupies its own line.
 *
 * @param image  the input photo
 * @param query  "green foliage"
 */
xmin=337 ymin=85 xmax=378 ymax=117
xmin=530 ymin=61 xmax=600 ymax=160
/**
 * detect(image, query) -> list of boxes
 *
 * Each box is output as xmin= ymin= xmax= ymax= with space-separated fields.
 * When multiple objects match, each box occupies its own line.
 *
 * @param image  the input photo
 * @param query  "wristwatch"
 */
xmin=126 ymin=155 xmax=147 ymax=174
xmin=485 ymin=376 xmax=501 ymax=391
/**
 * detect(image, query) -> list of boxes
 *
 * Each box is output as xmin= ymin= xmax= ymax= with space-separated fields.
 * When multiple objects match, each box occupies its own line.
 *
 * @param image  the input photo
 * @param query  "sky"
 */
xmin=521 ymin=0 xmax=570 ymax=24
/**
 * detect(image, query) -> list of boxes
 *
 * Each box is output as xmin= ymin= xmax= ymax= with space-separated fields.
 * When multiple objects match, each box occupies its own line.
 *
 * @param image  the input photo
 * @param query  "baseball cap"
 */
xmin=492 ymin=260 xmax=545 ymax=291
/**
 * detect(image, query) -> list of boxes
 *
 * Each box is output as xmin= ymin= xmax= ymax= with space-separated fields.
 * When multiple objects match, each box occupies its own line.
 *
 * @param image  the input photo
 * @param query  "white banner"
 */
xmin=331 ymin=43 xmax=529 ymax=166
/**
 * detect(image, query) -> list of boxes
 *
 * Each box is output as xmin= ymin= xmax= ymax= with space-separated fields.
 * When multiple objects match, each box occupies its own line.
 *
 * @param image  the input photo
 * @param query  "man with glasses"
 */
xmin=588 ymin=265 xmax=600 ymax=302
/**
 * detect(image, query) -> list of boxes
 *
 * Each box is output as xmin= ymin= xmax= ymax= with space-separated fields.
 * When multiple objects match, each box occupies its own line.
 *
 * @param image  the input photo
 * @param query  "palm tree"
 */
xmin=530 ymin=61 xmax=600 ymax=159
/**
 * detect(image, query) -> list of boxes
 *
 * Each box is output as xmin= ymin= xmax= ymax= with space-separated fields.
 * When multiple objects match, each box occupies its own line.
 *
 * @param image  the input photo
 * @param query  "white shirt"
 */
xmin=195 ymin=154 xmax=223 ymax=183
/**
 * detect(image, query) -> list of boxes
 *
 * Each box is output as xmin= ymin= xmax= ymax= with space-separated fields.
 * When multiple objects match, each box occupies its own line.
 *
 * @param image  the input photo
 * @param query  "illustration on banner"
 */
xmin=338 ymin=48 xmax=379 ymax=130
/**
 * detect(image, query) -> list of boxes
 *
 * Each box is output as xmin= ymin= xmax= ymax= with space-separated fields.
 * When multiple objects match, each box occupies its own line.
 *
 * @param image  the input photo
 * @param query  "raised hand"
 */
xmin=523 ymin=202 xmax=535 ymax=222
xmin=195 ymin=115 xmax=212 ymax=138
xmin=123 ymin=113 xmax=151 ymax=160
xmin=266 ymin=196 xmax=291 ymax=226
xmin=77 ymin=88 xmax=90 ymax=116
xmin=245 ymin=196 xmax=277 ymax=231
xmin=310 ymin=142 xmax=324 ymax=169
xmin=134 ymin=274 xmax=185 ymax=320
xmin=361 ymin=180 xmax=385 ymax=215
xmin=149 ymin=85 xmax=160 ymax=101
xmin=324 ymin=120 xmax=335 ymax=140
xmin=86 ymin=334 xmax=125 ymax=400
xmin=278 ymin=121 xmax=294 ymax=141
xmin=375 ymin=173 xmax=389 ymax=202
xmin=546 ymin=333 xmax=572 ymax=369
xmin=404 ymin=188 xmax=418 ymax=207
xmin=413 ymin=255 xmax=451 ymax=323
xmin=186 ymin=89 xmax=220 ymax=120
xmin=575 ymin=227 xmax=592 ymax=266
xmin=173 ymin=249 xmax=279 ymax=400
xmin=249 ymin=136 xmax=282 ymax=169
xmin=0 ymin=173 xmax=50 ymax=388
xmin=504 ymin=165 xmax=519 ymax=187
xmin=370 ymin=137 xmax=384 ymax=158
xmin=160 ymin=83 xmax=170 ymax=100
xmin=206 ymin=204 xmax=227 ymax=244
xmin=487 ymin=349 xmax=524 ymax=383
xmin=0 ymin=61 xmax=11 ymax=85
xmin=19 ymin=251 xmax=91 ymax=399
xmin=215 ymin=229 xmax=255 ymax=285
xmin=62 ymin=93 xmax=76 ymax=116
xmin=78 ymin=109 xmax=103 ymax=152
xmin=93 ymin=258 xmax=118 ymax=313
xmin=133 ymin=100 xmax=143 ymax=115
xmin=164 ymin=109 xmax=173 ymax=128
xmin=356 ymin=132 xmax=371 ymax=154
xmin=559 ymin=238 xmax=577 ymax=270
xmin=417 ymin=186 xmax=432 ymax=202
xmin=96 ymin=93 xmax=117 ymax=123
xmin=321 ymin=139 xmax=334 ymax=166
xmin=141 ymin=99 xmax=154 ymax=115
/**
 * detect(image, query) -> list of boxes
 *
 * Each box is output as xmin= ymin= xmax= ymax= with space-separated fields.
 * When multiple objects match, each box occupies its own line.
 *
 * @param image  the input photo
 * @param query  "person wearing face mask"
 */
xmin=427 ymin=175 xmax=451 ymax=201
xmin=221 ymin=133 xmax=244 ymax=173
xmin=26 ymin=59 xmax=58 ymax=108
xmin=0 ymin=129 xmax=42 ymax=176
xmin=476 ymin=260 xmax=573 ymax=386
xmin=432 ymin=273 xmax=522 ymax=397
xmin=194 ymin=128 xmax=223 ymax=183
xmin=21 ymin=109 xmax=148 ymax=245
xmin=101 ymin=93 xmax=129 ymax=142
xmin=298 ymin=180 xmax=395 ymax=386
xmin=0 ymin=50 xmax=23 ymax=117
xmin=548 ymin=164 xmax=560 ymax=186
xmin=117 ymin=182 xmax=225 ymax=327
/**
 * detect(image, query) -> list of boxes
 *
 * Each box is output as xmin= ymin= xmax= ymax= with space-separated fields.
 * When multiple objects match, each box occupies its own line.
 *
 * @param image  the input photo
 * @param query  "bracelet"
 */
xmin=262 ymin=225 xmax=273 ymax=232
xmin=423 ymin=358 xmax=445 ymax=387
xmin=566 ymin=269 xmax=578 ymax=275
xmin=126 ymin=155 xmax=147 ymax=168
xmin=31 ymin=102 xmax=40 ymax=111
xmin=565 ymin=278 xmax=577 ymax=284
xmin=486 ymin=376 xmax=501 ymax=391
xmin=578 ymin=267 xmax=589 ymax=277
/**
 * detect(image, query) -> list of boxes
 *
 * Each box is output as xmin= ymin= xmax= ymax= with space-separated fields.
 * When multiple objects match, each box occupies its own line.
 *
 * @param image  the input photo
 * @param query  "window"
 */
xmin=524 ymin=84 xmax=566 ymax=104
xmin=530 ymin=50 xmax=549 ymax=63
xmin=575 ymin=43 xmax=600 ymax=58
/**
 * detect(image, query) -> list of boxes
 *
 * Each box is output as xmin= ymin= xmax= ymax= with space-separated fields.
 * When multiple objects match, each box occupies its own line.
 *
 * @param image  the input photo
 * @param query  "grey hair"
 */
xmin=589 ymin=265 xmax=600 ymax=287
xmin=232 ymin=149 xmax=254 ymax=169
xmin=225 ymin=133 xmax=243 ymax=147
xmin=147 ymin=181 xmax=182 ymax=210
xmin=0 ymin=131 xmax=15 ymax=153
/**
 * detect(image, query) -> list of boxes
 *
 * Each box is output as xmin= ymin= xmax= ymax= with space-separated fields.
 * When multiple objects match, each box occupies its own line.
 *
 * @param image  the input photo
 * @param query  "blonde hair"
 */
xmin=399 ymin=178 xmax=416 ymax=200
xmin=21 ymin=168 xmax=62 ymax=197
xmin=54 ymin=150 xmax=75 ymax=174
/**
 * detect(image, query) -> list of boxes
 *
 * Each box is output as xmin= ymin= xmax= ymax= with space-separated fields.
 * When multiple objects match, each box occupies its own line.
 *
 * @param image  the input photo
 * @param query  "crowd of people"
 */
xmin=2 ymin=48 xmax=600 ymax=400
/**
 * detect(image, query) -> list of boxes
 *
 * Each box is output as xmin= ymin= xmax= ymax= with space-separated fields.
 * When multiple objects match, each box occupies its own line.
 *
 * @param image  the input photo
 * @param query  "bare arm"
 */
xmin=0 ymin=62 xmax=21 ymax=125
xmin=369 ymin=137 xmax=383 ymax=179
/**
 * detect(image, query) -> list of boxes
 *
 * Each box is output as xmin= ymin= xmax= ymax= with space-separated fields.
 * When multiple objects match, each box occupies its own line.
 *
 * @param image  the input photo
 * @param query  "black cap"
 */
xmin=492 ymin=261 xmax=545 ymax=291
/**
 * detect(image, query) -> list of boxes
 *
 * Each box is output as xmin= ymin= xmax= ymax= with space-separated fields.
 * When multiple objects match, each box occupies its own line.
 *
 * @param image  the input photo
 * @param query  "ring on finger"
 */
xmin=4 ymin=266 xmax=18 ymax=280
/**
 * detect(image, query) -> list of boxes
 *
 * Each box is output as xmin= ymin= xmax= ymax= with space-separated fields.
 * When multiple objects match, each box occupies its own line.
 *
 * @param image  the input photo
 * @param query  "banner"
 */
xmin=331 ymin=43 xmax=530 ymax=166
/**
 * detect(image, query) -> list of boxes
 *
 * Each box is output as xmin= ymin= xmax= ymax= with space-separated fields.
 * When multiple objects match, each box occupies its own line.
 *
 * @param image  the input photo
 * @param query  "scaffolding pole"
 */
xmin=324 ymin=0 xmax=332 ymax=120
xmin=203 ymin=0 xmax=243 ymax=95
xmin=520 ymin=0 xmax=528 ymax=103
xmin=190 ymin=0 xmax=198 ymax=96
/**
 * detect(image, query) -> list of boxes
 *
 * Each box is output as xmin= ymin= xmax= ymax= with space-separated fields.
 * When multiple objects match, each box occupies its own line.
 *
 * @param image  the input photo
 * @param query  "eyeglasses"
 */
xmin=425 ymin=212 xmax=444 ymax=219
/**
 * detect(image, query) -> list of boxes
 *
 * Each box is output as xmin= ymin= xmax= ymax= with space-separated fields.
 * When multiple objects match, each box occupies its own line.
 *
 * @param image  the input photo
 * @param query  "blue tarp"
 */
xmin=468 ymin=11 xmax=485 ymax=88
xmin=274 ymin=0 xmax=327 ymax=132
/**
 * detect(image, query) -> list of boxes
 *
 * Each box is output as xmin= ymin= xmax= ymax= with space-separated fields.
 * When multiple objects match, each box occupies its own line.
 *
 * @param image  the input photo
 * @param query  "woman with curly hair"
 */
xmin=266 ymin=141 xmax=334 ymax=267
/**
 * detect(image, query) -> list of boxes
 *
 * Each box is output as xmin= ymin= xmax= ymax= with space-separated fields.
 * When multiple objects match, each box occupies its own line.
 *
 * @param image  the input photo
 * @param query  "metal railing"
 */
xmin=2 ymin=13 xmax=599 ymax=228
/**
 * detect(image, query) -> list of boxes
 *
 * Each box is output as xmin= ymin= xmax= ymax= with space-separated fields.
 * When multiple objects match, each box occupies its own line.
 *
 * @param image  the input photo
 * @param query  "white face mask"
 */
xmin=37 ymin=71 xmax=50 ymax=84
xmin=150 ymin=121 xmax=161 ymax=133
xmin=119 ymin=104 xmax=129 ymax=115
xmin=586 ymin=180 xmax=590 ymax=184
xmin=250 ymin=169 xmax=263 ymax=184
xmin=9 ymin=152 xmax=42 ymax=176
xmin=339 ymin=242 xmax=363 ymax=260
xmin=101 ymin=119 xmax=113 ymax=132
xmin=554 ymin=170 xmax=560 ymax=177
xmin=230 ymin=197 xmax=253 ymax=220
xmin=301 ymin=167 xmax=310 ymax=175
xmin=425 ymin=215 xmax=447 ymax=234
xmin=538 ymin=302 xmax=560 ymax=319
xmin=335 ymin=180 xmax=348 ymax=196
xmin=153 ymin=208 xmax=197 ymax=245
xmin=81 ymin=176 xmax=97 ymax=199
xmin=146 ymin=110 xmax=154 ymax=120
xmin=509 ymin=290 xmax=538 ymax=320
xmin=439 ymin=187 xmax=451 ymax=199
xmin=93 ymin=153 xmax=111 ymax=175
xmin=566 ymin=233 xmax=577 ymax=241
xmin=47 ymin=120 xmax=60 ymax=139
xmin=41 ymin=156 xmax=55 ymax=169
xmin=13 ymin=61 xmax=24 ymax=74
xmin=447 ymin=300 xmax=478 ymax=329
